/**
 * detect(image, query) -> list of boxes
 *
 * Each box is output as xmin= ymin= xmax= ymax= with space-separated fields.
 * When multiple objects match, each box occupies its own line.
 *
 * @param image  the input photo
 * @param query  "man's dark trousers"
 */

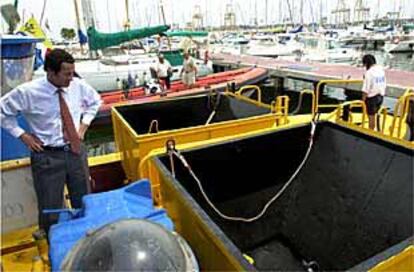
xmin=31 ymin=143 xmax=90 ymax=236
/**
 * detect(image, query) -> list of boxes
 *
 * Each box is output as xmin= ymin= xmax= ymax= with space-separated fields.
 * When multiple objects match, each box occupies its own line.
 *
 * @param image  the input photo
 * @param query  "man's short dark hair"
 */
xmin=44 ymin=49 xmax=75 ymax=73
xmin=362 ymin=54 xmax=376 ymax=70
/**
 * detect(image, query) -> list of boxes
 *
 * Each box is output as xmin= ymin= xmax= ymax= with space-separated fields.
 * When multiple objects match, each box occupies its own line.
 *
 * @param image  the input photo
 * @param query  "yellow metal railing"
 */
xmin=227 ymin=85 xmax=272 ymax=112
xmin=294 ymin=89 xmax=316 ymax=117
xmin=229 ymin=85 xmax=290 ymax=125
xmin=335 ymin=100 xmax=368 ymax=129
xmin=314 ymin=79 xmax=363 ymax=116
xmin=311 ymin=81 xmax=413 ymax=142
xmin=235 ymin=85 xmax=262 ymax=104
xmin=271 ymin=96 xmax=290 ymax=125
xmin=389 ymin=89 xmax=413 ymax=139
xmin=378 ymin=106 xmax=388 ymax=134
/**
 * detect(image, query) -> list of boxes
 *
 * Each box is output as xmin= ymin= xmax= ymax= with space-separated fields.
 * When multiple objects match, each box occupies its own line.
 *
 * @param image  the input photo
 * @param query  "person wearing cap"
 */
xmin=0 ymin=49 xmax=102 ymax=238
xmin=155 ymin=54 xmax=172 ymax=91
xmin=180 ymin=52 xmax=198 ymax=88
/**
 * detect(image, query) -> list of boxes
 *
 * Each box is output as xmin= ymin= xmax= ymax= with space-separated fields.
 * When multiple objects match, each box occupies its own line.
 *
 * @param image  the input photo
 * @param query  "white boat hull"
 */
xmin=384 ymin=40 xmax=414 ymax=53
xmin=34 ymin=57 xmax=213 ymax=92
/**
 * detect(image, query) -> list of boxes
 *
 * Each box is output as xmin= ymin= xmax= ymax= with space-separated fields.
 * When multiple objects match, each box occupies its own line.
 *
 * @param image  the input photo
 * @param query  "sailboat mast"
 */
xmin=286 ymin=0 xmax=294 ymax=25
xmin=159 ymin=0 xmax=167 ymax=25
xmin=279 ymin=0 xmax=283 ymax=24
xmin=124 ymin=0 xmax=130 ymax=30
xmin=39 ymin=0 xmax=48 ymax=26
xmin=300 ymin=0 xmax=304 ymax=25
xmin=73 ymin=0 xmax=85 ymax=53
xmin=81 ymin=0 xmax=97 ymax=58
xmin=377 ymin=0 xmax=380 ymax=19
xmin=319 ymin=0 xmax=323 ymax=25
xmin=255 ymin=0 xmax=258 ymax=28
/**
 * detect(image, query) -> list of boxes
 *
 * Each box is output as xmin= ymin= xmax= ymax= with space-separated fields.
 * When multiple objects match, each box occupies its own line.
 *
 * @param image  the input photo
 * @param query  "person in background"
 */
xmin=361 ymin=54 xmax=386 ymax=130
xmin=0 ymin=49 xmax=102 ymax=238
xmin=155 ymin=54 xmax=172 ymax=92
xmin=180 ymin=52 xmax=198 ymax=88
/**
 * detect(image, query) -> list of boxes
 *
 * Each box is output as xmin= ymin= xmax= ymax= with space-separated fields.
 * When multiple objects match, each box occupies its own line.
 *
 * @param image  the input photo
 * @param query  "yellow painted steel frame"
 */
xmin=314 ymin=81 xmax=413 ymax=142
xmin=156 ymin=166 xmax=249 ymax=271
xmin=111 ymin=90 xmax=291 ymax=203
xmin=335 ymin=100 xmax=368 ymax=129
xmin=298 ymin=89 xmax=316 ymax=117
xmin=235 ymin=85 xmax=263 ymax=104
xmin=229 ymin=85 xmax=272 ymax=111
xmin=369 ymin=246 xmax=414 ymax=272
xmin=0 ymin=152 xmax=121 ymax=172
xmin=314 ymin=79 xmax=363 ymax=114
xmin=390 ymin=88 xmax=413 ymax=139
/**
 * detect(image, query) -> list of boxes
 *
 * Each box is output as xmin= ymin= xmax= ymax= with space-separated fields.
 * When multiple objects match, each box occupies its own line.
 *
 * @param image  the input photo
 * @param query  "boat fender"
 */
xmin=393 ymin=37 xmax=400 ymax=44
xmin=144 ymin=79 xmax=162 ymax=95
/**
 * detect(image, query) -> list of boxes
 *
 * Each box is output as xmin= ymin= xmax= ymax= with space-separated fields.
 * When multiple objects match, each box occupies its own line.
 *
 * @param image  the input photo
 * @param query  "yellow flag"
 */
xmin=19 ymin=17 xmax=53 ymax=49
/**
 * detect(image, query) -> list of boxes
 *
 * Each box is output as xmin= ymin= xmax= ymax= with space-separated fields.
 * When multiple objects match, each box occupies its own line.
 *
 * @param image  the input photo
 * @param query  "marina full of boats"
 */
xmin=1 ymin=2 xmax=414 ymax=270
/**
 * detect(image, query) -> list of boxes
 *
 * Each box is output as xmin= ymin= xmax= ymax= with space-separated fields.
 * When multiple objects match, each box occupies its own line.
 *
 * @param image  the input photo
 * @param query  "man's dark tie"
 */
xmin=57 ymin=89 xmax=81 ymax=155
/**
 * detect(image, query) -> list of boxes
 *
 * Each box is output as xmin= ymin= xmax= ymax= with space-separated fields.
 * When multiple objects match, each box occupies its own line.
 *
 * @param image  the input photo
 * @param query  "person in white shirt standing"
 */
xmin=0 ymin=49 xmax=102 ymax=239
xmin=361 ymin=54 xmax=386 ymax=130
xmin=155 ymin=54 xmax=172 ymax=91
xmin=180 ymin=52 xmax=198 ymax=88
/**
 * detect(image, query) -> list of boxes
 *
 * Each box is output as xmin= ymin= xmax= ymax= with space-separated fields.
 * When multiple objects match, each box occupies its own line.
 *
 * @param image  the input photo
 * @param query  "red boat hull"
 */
xmin=98 ymin=67 xmax=268 ymax=117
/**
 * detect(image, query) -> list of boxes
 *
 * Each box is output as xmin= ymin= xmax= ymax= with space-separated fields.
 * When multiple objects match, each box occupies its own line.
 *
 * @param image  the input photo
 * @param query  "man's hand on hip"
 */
xmin=20 ymin=133 xmax=44 ymax=152
xmin=78 ymin=123 xmax=89 ymax=141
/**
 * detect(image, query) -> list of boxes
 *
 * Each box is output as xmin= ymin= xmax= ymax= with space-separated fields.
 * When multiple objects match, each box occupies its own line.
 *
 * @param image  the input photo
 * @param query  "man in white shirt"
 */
xmin=0 ymin=49 xmax=102 ymax=238
xmin=180 ymin=52 xmax=198 ymax=87
xmin=155 ymin=54 xmax=172 ymax=91
xmin=361 ymin=54 xmax=386 ymax=130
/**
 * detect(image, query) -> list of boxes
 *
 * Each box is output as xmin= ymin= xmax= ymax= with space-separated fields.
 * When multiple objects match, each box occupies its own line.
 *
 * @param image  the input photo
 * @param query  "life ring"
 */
xmin=392 ymin=37 xmax=400 ymax=44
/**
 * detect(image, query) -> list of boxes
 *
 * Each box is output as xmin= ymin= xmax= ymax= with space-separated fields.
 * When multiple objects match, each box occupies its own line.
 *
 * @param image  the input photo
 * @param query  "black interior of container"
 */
xmin=157 ymin=122 xmax=413 ymax=271
xmin=115 ymin=94 xmax=270 ymax=134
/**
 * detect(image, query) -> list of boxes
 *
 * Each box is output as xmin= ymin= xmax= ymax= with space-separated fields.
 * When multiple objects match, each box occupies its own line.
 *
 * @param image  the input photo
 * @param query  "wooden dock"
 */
xmin=211 ymin=53 xmax=414 ymax=98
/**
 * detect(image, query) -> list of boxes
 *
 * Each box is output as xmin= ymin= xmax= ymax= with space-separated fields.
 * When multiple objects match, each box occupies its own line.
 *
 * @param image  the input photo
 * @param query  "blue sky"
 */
xmin=1 ymin=0 xmax=413 ymax=38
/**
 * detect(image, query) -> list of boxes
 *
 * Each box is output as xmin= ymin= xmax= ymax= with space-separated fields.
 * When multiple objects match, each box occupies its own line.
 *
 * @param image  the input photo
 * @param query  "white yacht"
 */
xmin=245 ymin=34 xmax=303 ymax=58
xmin=33 ymin=48 xmax=213 ymax=92
xmin=295 ymin=34 xmax=360 ymax=63
xmin=384 ymin=34 xmax=414 ymax=53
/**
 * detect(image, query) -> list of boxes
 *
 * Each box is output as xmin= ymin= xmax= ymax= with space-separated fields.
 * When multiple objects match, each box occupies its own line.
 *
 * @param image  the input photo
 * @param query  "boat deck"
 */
xmin=211 ymin=53 xmax=414 ymax=98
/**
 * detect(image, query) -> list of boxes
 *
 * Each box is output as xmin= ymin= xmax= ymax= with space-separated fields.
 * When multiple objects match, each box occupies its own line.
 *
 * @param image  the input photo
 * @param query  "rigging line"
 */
xmin=106 ymin=0 xmax=111 ymax=32
xmin=39 ymin=0 xmax=47 ymax=26
xmin=286 ymin=0 xmax=294 ymax=25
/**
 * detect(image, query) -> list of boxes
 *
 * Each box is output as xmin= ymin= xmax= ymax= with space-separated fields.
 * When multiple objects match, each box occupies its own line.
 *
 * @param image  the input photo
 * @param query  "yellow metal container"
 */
xmin=146 ymin=121 xmax=413 ymax=271
xmin=112 ymin=91 xmax=290 ymax=203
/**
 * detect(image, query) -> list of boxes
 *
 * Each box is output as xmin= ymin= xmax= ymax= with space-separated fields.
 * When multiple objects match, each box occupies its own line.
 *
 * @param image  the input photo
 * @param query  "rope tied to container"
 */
xmin=205 ymin=90 xmax=222 ymax=125
xmin=166 ymin=121 xmax=318 ymax=222
xmin=148 ymin=120 xmax=159 ymax=134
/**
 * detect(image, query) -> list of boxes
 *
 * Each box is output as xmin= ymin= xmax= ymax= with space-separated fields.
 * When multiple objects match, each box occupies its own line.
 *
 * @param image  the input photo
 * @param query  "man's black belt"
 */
xmin=42 ymin=144 xmax=71 ymax=152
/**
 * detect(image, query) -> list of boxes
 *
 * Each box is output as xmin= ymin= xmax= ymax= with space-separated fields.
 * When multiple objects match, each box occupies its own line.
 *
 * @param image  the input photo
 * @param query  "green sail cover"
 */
xmin=87 ymin=25 xmax=170 ymax=50
xmin=162 ymin=49 xmax=184 ymax=66
xmin=164 ymin=31 xmax=208 ymax=37
xmin=403 ymin=24 xmax=414 ymax=33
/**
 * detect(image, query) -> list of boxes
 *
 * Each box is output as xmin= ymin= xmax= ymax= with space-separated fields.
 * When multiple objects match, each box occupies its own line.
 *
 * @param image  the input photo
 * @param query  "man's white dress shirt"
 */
xmin=0 ymin=77 xmax=102 ymax=147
